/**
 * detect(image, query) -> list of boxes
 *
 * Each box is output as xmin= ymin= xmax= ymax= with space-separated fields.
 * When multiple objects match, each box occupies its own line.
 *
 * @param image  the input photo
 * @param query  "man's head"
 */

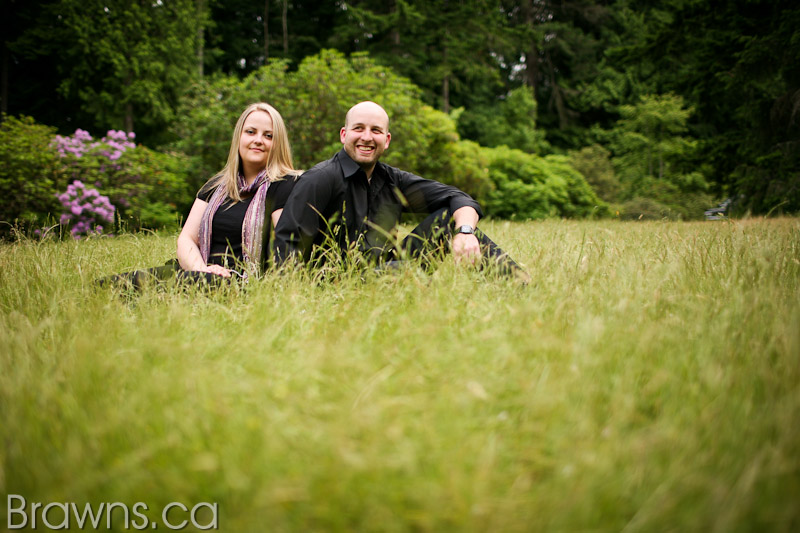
xmin=340 ymin=101 xmax=391 ymax=176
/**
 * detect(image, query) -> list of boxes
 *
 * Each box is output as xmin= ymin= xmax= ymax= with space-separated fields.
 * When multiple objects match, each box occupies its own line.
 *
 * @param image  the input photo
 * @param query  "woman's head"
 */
xmin=217 ymin=103 xmax=297 ymax=201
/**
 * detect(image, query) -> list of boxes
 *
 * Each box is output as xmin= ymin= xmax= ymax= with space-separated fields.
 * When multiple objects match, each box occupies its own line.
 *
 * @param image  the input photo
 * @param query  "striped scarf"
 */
xmin=198 ymin=170 xmax=271 ymax=271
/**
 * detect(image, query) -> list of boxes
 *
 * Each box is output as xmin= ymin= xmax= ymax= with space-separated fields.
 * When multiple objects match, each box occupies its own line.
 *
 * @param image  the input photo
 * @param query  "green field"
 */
xmin=2 ymin=218 xmax=799 ymax=531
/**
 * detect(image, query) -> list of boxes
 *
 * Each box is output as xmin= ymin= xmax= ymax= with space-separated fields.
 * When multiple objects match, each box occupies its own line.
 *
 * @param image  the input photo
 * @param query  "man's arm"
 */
xmin=451 ymin=205 xmax=481 ymax=263
xmin=393 ymin=168 xmax=483 ymax=218
xmin=393 ymin=168 xmax=484 ymax=263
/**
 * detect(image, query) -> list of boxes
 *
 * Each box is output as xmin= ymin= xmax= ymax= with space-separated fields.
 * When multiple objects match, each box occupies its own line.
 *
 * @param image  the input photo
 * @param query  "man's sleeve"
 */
xmin=393 ymin=168 xmax=483 ymax=218
xmin=272 ymin=167 xmax=338 ymax=264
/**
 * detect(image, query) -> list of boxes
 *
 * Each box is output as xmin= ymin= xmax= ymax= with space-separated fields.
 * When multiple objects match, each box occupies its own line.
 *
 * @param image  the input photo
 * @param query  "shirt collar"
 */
xmin=337 ymin=149 xmax=362 ymax=179
xmin=338 ymin=148 xmax=386 ymax=190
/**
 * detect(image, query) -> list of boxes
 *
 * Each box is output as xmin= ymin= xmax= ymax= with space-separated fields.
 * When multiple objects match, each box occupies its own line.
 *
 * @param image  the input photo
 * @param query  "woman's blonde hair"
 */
xmin=203 ymin=102 xmax=299 ymax=202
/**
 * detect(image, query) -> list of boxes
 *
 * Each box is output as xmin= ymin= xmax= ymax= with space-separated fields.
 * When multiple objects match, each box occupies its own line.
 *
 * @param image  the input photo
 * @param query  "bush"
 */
xmin=55 ymin=129 xmax=194 ymax=230
xmin=0 ymin=115 xmax=68 ymax=236
xmin=482 ymin=146 xmax=607 ymax=220
xmin=457 ymin=86 xmax=550 ymax=155
xmin=568 ymin=144 xmax=621 ymax=202
xmin=56 ymin=180 xmax=115 ymax=237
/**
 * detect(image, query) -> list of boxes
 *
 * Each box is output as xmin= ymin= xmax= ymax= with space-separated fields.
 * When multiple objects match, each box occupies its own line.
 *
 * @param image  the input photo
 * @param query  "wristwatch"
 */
xmin=455 ymin=225 xmax=474 ymax=235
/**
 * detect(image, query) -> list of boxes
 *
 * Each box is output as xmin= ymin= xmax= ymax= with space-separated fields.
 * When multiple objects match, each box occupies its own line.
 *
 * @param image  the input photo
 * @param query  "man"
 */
xmin=273 ymin=101 xmax=526 ymax=278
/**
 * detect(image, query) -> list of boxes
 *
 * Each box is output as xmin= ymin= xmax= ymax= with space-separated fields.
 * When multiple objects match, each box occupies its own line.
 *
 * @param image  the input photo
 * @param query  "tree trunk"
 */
xmin=264 ymin=0 xmax=269 ymax=63
xmin=196 ymin=0 xmax=205 ymax=77
xmin=523 ymin=0 xmax=539 ymax=98
xmin=440 ymin=0 xmax=450 ymax=113
xmin=389 ymin=0 xmax=400 ymax=54
xmin=282 ymin=0 xmax=288 ymax=55
xmin=1 ymin=38 xmax=8 ymax=117
xmin=545 ymin=50 xmax=567 ymax=129
xmin=0 ymin=0 xmax=8 ymax=117
xmin=443 ymin=74 xmax=450 ymax=114
xmin=125 ymin=102 xmax=134 ymax=133
xmin=122 ymin=68 xmax=134 ymax=133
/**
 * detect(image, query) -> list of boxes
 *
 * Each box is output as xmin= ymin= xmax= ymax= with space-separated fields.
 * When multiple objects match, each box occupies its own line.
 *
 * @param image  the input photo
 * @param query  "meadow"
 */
xmin=1 ymin=218 xmax=799 ymax=532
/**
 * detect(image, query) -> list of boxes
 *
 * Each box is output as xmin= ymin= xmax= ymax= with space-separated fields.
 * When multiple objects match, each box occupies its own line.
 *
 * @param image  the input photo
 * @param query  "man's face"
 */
xmin=340 ymin=104 xmax=391 ymax=172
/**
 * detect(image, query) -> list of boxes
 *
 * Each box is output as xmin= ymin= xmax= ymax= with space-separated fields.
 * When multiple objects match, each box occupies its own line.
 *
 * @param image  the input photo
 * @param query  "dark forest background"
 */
xmin=2 ymin=0 xmax=799 ymax=228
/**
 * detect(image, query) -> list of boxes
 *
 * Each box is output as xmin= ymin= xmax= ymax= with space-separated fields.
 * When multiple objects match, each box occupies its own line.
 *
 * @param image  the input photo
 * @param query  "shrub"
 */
xmin=55 ymin=129 xmax=194 ymax=230
xmin=482 ymin=146 xmax=607 ymax=220
xmin=568 ymin=144 xmax=621 ymax=202
xmin=457 ymin=86 xmax=550 ymax=154
xmin=0 ymin=115 xmax=68 ymax=236
xmin=57 ymin=180 xmax=115 ymax=237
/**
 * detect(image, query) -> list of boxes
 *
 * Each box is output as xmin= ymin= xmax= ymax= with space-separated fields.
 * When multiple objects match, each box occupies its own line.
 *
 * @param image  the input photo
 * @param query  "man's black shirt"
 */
xmin=273 ymin=149 xmax=483 ymax=262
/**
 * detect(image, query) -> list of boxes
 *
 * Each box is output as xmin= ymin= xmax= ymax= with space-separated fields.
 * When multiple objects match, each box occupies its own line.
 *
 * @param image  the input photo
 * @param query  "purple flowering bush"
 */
xmin=1 ymin=116 xmax=193 ymax=239
xmin=53 ymin=128 xmax=193 ymax=231
xmin=53 ymin=129 xmax=136 ymax=162
xmin=57 ymin=180 xmax=115 ymax=237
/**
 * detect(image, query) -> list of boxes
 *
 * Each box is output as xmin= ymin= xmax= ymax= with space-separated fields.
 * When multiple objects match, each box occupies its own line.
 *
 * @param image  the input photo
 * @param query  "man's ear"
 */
xmin=340 ymin=127 xmax=347 ymax=144
xmin=384 ymin=132 xmax=391 ymax=149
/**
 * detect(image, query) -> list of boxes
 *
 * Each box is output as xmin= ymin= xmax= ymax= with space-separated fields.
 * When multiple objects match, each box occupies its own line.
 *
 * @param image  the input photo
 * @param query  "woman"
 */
xmin=177 ymin=102 xmax=300 ymax=280
xmin=100 ymin=103 xmax=299 ymax=288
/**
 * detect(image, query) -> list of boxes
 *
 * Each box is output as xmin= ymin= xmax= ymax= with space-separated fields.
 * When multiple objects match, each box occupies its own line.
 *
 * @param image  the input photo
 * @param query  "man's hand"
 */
xmin=452 ymin=232 xmax=482 ymax=265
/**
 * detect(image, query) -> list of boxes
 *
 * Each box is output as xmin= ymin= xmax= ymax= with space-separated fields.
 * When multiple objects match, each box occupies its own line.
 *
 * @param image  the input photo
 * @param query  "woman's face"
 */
xmin=238 ymin=111 xmax=274 ymax=176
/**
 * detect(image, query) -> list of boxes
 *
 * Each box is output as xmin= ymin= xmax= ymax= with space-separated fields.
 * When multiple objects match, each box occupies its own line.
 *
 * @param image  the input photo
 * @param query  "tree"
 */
xmin=607 ymin=93 xmax=710 ymax=218
xmin=611 ymin=0 xmax=800 ymax=213
xmin=53 ymin=0 xmax=205 ymax=144
xmin=457 ymin=86 xmax=550 ymax=154
xmin=331 ymin=1 xmax=508 ymax=113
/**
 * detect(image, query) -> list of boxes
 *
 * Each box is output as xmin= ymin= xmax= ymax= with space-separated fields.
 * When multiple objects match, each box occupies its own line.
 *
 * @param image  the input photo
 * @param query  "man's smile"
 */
xmin=356 ymin=144 xmax=375 ymax=154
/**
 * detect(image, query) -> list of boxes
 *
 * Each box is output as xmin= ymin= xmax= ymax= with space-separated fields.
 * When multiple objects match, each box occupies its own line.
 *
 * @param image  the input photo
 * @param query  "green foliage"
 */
xmin=3 ymin=219 xmax=799 ymax=530
xmin=0 ymin=116 xmax=67 ymax=235
xmin=173 ymin=50 xmax=496 ymax=200
xmin=58 ymin=145 xmax=194 ymax=230
xmin=457 ymin=86 xmax=551 ymax=154
xmin=610 ymin=94 xmax=697 ymax=181
xmin=174 ymin=50 xmax=606 ymax=218
xmin=603 ymin=94 xmax=711 ymax=219
xmin=53 ymin=0 xmax=204 ymax=142
xmin=568 ymin=144 xmax=621 ymax=202
xmin=172 ymin=51 xmax=423 ymax=180
xmin=611 ymin=0 xmax=800 ymax=214
xmin=482 ymin=145 xmax=607 ymax=220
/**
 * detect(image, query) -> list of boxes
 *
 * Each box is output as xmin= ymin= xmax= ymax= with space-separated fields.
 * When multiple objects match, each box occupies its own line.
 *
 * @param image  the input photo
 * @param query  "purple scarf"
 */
xmin=198 ymin=170 xmax=270 ymax=270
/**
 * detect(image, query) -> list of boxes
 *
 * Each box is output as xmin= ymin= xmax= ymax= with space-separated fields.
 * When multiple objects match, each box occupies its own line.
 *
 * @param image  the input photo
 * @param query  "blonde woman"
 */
xmin=177 ymin=102 xmax=300 ymax=279
xmin=100 ymin=103 xmax=300 ymax=288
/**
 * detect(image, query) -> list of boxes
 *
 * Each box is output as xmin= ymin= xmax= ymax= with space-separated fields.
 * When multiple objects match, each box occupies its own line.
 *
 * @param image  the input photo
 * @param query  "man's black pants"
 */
xmin=393 ymin=208 xmax=523 ymax=275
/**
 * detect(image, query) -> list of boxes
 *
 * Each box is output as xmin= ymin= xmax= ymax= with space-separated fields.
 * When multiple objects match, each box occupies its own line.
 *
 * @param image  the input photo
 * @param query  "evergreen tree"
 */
xmin=52 ymin=0 xmax=207 ymax=143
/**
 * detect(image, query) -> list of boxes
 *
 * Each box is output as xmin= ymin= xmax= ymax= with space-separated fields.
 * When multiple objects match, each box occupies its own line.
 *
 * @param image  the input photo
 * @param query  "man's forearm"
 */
xmin=452 ymin=206 xmax=480 ymax=228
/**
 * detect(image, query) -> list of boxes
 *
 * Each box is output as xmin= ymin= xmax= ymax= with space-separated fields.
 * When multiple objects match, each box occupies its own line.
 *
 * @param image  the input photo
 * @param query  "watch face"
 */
xmin=458 ymin=225 xmax=474 ymax=234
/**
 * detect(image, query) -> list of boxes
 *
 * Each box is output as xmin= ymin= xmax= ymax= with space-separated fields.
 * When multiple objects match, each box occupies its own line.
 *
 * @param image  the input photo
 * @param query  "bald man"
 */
xmin=273 ymin=101 xmax=526 ymax=277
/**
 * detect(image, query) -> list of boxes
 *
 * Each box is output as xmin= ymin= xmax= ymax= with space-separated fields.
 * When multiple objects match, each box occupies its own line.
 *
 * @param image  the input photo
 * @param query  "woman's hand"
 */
xmin=196 ymin=264 xmax=232 ymax=278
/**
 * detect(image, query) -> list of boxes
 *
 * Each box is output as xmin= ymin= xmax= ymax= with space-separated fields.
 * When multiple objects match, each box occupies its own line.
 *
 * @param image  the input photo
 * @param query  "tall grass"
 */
xmin=2 ymin=219 xmax=799 ymax=531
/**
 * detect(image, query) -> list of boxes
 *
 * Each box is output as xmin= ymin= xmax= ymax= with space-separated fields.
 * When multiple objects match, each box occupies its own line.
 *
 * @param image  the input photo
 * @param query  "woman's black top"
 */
xmin=197 ymin=176 xmax=296 ymax=267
